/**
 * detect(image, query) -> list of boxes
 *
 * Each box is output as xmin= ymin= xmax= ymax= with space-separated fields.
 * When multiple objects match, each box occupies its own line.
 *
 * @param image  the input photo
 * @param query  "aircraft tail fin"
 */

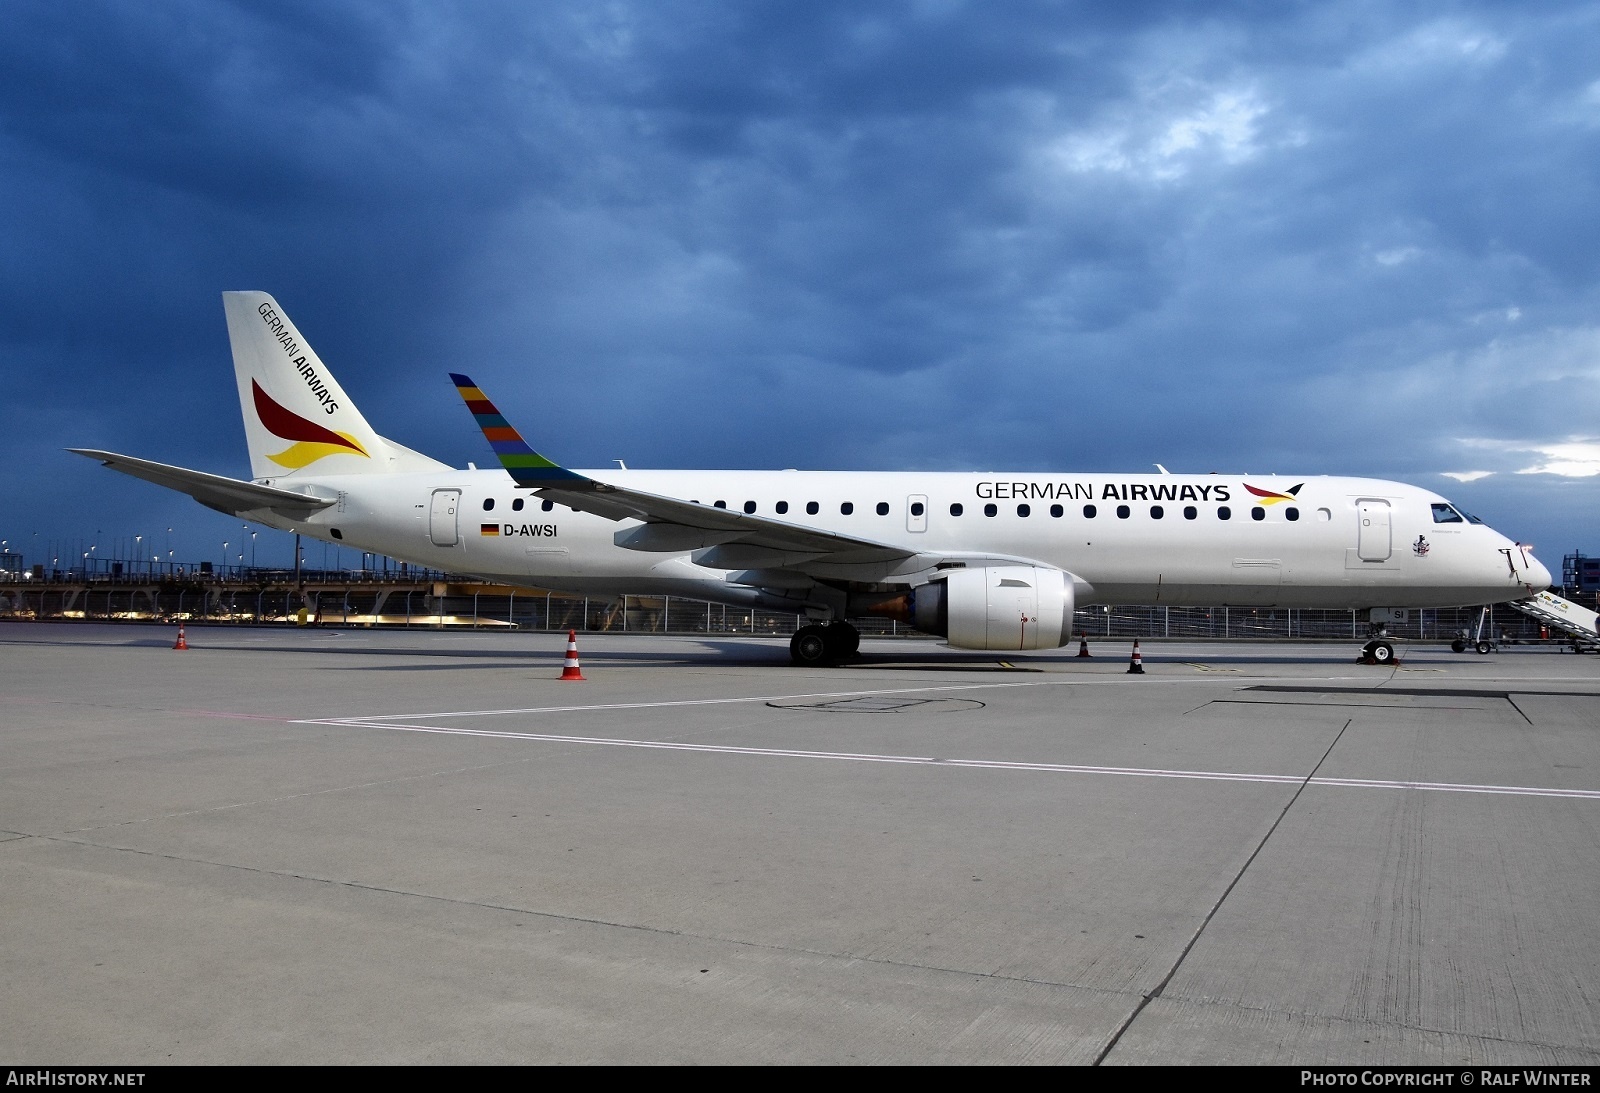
xmin=223 ymin=291 xmax=447 ymax=479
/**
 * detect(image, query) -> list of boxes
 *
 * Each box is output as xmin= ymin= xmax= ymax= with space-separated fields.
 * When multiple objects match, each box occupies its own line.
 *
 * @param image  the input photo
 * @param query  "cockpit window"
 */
xmin=1461 ymin=510 xmax=1485 ymax=525
xmin=1431 ymin=503 xmax=1464 ymax=524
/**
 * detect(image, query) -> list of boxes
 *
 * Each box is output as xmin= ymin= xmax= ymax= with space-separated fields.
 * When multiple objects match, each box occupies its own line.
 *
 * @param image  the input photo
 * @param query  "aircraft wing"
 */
xmin=68 ymin=449 xmax=337 ymax=521
xmin=450 ymin=375 xmax=913 ymax=564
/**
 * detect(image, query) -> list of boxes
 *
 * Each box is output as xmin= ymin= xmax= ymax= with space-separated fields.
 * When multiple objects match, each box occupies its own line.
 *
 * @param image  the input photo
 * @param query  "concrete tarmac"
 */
xmin=2 ymin=621 xmax=1597 ymax=1065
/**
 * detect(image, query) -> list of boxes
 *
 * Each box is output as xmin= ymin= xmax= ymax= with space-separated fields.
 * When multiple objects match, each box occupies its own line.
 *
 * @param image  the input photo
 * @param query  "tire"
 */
xmin=824 ymin=622 xmax=860 ymax=659
xmin=1450 ymin=639 xmax=1466 ymax=653
xmin=790 ymin=625 xmax=831 ymax=666
xmin=1475 ymin=640 xmax=1493 ymax=655
xmin=1371 ymin=641 xmax=1395 ymax=664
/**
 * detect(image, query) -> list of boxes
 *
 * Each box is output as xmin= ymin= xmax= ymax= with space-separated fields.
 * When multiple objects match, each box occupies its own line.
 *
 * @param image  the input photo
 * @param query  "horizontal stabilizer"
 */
xmin=67 ymin=449 xmax=337 ymax=520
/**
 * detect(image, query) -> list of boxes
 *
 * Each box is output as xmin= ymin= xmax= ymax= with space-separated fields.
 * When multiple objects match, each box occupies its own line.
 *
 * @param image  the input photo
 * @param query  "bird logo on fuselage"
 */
xmin=1241 ymin=482 xmax=1304 ymax=505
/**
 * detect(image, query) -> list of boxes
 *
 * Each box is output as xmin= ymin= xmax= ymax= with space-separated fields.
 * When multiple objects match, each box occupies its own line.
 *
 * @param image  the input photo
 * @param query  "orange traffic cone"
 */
xmin=559 ymin=629 xmax=585 ymax=680
xmin=1126 ymin=640 xmax=1144 ymax=674
xmin=1076 ymin=632 xmax=1092 ymax=658
xmin=173 ymin=622 xmax=189 ymax=651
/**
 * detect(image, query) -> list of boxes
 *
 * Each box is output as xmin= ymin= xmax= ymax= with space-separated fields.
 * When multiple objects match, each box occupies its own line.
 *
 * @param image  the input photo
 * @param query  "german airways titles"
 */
xmin=977 ymin=480 xmax=1235 ymax=503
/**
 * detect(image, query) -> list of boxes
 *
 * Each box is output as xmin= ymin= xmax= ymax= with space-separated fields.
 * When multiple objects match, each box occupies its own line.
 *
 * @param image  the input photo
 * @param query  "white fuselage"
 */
xmin=253 ymin=468 xmax=1547 ymax=612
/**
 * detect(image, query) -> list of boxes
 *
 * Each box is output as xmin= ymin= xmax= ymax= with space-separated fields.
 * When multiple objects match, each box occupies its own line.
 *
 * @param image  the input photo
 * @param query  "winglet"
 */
xmin=450 ymin=374 xmax=590 ymax=488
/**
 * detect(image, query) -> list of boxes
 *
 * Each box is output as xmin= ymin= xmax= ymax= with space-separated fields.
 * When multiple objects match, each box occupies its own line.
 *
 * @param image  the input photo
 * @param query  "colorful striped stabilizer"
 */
xmin=450 ymin=373 xmax=587 ymax=487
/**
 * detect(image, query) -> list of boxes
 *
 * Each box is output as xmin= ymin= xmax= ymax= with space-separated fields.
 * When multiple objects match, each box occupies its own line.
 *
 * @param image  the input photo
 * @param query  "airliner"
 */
xmin=73 ymin=291 xmax=1552 ymax=665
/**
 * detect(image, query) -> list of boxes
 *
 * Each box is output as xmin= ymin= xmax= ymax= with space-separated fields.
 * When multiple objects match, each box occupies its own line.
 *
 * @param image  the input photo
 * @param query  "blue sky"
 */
xmin=3 ymin=1 xmax=1597 ymax=572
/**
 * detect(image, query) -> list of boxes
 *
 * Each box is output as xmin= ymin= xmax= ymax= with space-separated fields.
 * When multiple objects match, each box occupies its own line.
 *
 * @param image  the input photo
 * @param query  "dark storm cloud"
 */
xmin=2 ymin=1 xmax=1597 ymax=567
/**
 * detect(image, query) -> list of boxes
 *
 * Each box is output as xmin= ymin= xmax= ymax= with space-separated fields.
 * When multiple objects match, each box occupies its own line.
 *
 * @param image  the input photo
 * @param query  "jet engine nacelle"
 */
xmin=911 ymin=566 xmax=1076 ymax=651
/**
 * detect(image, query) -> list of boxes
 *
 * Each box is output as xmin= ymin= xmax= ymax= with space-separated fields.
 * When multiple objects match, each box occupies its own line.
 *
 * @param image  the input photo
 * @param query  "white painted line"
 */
xmin=303 ymin=719 xmax=1600 ymax=801
xmin=1313 ymin=776 xmax=1600 ymax=798
xmin=300 ymin=673 xmax=1389 ymax=725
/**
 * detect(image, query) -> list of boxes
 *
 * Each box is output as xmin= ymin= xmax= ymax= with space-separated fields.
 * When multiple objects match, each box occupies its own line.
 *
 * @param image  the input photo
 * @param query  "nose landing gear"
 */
xmin=1359 ymin=622 xmax=1397 ymax=665
xmin=1361 ymin=640 xmax=1396 ymax=664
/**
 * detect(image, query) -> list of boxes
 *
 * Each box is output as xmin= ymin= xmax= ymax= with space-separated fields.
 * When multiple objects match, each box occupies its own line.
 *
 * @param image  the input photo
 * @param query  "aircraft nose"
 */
xmin=1523 ymin=550 xmax=1553 ymax=592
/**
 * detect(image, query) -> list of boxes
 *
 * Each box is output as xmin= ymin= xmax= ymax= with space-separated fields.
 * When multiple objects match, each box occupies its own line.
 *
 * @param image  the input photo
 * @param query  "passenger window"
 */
xmin=876 ymin=502 xmax=889 ymax=516
xmin=714 ymin=500 xmax=727 ymax=509
xmin=1050 ymin=504 xmax=1063 ymax=518
xmin=1431 ymin=503 xmax=1465 ymax=524
xmin=806 ymin=501 xmax=819 ymax=515
xmin=483 ymin=498 xmax=495 ymax=511
xmin=910 ymin=502 xmax=924 ymax=516
xmin=776 ymin=501 xmax=789 ymax=515
xmin=541 ymin=500 xmax=554 ymax=512
xmin=1251 ymin=507 xmax=1265 ymax=521
xmin=1150 ymin=505 xmax=1163 ymax=519
xmin=512 ymin=498 xmax=524 ymax=511
xmin=1285 ymin=507 xmax=1299 ymax=522
xmin=1218 ymin=506 xmax=1232 ymax=520
xmin=1184 ymin=506 xmax=1197 ymax=520
xmin=950 ymin=503 xmax=964 ymax=516
xmin=1083 ymin=504 xmax=1097 ymax=518
xmin=841 ymin=502 xmax=854 ymax=515
xmin=744 ymin=501 xmax=757 ymax=514
xmin=1017 ymin=504 xmax=1030 ymax=517
xmin=1116 ymin=505 xmax=1130 ymax=519
xmin=984 ymin=503 xmax=997 ymax=517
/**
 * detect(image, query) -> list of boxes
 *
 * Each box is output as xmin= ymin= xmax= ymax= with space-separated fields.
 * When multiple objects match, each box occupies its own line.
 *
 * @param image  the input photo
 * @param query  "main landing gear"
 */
xmin=789 ymin=622 xmax=861 ymax=666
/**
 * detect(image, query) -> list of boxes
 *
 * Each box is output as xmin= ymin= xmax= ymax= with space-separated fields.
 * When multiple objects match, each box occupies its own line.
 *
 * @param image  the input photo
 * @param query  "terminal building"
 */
xmin=1565 ymin=552 xmax=1600 ymax=597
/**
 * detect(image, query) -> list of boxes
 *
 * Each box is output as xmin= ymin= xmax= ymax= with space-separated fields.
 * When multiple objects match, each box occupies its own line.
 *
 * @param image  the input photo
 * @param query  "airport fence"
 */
xmin=0 ymin=578 xmax=1557 ymax=643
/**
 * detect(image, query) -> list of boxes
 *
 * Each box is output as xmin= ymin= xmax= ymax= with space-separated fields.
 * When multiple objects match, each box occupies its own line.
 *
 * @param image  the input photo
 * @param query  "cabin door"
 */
xmin=1356 ymin=499 xmax=1391 ymax=561
xmin=429 ymin=489 xmax=461 ymax=547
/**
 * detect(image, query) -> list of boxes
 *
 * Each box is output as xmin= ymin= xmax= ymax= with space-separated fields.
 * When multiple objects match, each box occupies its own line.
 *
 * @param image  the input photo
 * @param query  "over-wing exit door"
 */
xmin=907 ymin=495 xmax=928 ymax=533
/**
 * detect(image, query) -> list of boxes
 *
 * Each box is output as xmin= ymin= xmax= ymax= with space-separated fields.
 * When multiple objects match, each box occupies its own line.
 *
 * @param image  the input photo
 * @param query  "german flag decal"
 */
xmin=480 ymin=523 xmax=500 ymax=536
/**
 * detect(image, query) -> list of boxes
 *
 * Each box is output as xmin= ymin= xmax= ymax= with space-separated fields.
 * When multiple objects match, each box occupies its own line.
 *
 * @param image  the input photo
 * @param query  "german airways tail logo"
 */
xmin=253 ymin=381 xmax=370 ymax=469
xmin=1241 ymin=482 xmax=1304 ymax=505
